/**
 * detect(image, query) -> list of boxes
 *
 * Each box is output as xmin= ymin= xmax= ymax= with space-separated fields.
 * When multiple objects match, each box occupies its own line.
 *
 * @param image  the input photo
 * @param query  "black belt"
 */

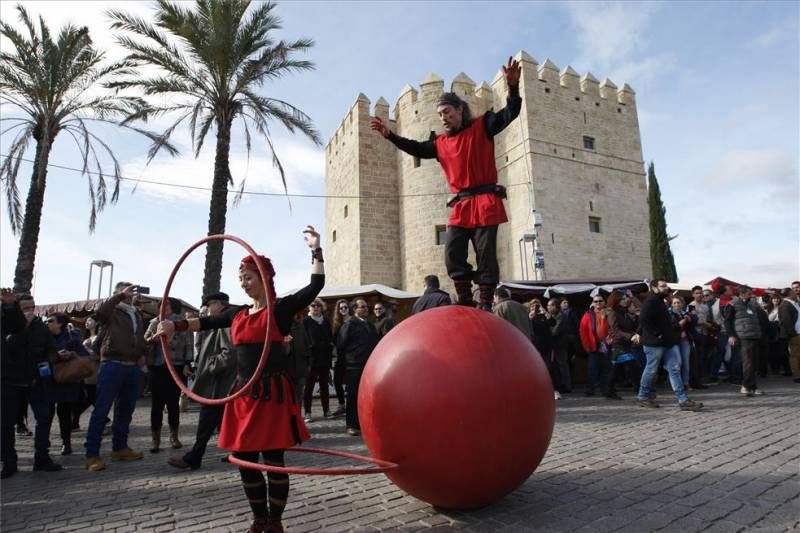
xmin=446 ymin=184 xmax=507 ymax=207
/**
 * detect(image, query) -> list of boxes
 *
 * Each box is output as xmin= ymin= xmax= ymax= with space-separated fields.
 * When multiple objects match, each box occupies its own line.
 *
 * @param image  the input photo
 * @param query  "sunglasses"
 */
xmin=310 ymin=303 xmax=322 ymax=308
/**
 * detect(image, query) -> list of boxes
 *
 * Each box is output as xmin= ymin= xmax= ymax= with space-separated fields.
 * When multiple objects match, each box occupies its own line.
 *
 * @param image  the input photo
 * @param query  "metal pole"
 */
xmin=108 ymin=264 xmax=114 ymax=298
xmin=87 ymin=264 xmax=94 ymax=300
xmin=97 ymin=267 xmax=104 ymax=299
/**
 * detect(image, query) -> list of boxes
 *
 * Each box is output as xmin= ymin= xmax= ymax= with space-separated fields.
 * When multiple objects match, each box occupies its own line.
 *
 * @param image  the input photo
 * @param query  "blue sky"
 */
xmin=1 ymin=0 xmax=798 ymax=306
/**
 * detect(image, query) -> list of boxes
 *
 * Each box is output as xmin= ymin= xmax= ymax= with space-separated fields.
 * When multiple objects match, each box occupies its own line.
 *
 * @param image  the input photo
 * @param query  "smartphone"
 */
xmin=137 ymin=286 xmax=150 ymax=295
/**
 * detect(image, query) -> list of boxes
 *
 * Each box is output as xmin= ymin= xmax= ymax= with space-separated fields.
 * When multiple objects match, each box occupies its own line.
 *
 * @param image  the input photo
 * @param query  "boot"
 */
xmin=477 ymin=283 xmax=496 ymax=311
xmin=60 ymin=440 xmax=72 ymax=455
xmin=266 ymin=516 xmax=284 ymax=533
xmin=150 ymin=428 xmax=161 ymax=453
xmin=169 ymin=427 xmax=182 ymax=449
xmin=454 ymin=280 xmax=474 ymax=306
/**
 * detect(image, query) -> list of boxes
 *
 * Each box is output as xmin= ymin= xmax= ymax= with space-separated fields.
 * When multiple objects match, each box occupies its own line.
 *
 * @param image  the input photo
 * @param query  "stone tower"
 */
xmin=325 ymin=50 xmax=652 ymax=292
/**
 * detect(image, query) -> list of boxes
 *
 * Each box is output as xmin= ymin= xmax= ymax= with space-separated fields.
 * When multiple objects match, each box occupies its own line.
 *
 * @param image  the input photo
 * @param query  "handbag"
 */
xmin=54 ymin=356 xmax=95 ymax=384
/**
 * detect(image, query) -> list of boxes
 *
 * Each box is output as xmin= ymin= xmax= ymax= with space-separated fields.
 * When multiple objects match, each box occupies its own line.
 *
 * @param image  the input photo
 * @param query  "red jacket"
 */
xmin=579 ymin=309 xmax=609 ymax=353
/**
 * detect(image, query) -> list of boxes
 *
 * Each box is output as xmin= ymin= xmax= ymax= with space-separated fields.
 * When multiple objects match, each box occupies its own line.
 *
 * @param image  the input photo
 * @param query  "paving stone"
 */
xmin=1 ymin=380 xmax=798 ymax=532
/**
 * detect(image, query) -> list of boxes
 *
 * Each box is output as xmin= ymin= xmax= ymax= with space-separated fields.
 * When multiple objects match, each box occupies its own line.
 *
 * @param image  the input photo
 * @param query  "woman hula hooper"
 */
xmin=155 ymin=225 xmax=324 ymax=533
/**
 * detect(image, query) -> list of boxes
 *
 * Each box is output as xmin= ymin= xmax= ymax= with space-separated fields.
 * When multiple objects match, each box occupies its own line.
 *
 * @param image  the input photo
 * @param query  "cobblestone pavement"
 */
xmin=2 ymin=377 xmax=799 ymax=532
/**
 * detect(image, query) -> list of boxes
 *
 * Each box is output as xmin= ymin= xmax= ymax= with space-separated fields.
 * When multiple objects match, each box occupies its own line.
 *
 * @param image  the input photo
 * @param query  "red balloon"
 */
xmin=359 ymin=306 xmax=555 ymax=509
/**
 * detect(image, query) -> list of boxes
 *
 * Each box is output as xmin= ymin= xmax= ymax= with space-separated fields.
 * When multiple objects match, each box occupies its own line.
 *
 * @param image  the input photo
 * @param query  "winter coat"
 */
xmin=303 ymin=315 xmax=334 ymax=370
xmin=639 ymin=293 xmax=680 ymax=347
xmin=724 ymin=297 xmax=762 ymax=340
xmin=191 ymin=325 xmax=235 ymax=400
xmin=336 ymin=318 xmax=379 ymax=370
xmin=412 ymin=289 xmax=452 ymax=314
xmin=493 ymin=299 xmax=532 ymax=339
xmin=1 ymin=302 xmax=29 ymax=385
xmin=94 ymin=293 xmax=147 ymax=364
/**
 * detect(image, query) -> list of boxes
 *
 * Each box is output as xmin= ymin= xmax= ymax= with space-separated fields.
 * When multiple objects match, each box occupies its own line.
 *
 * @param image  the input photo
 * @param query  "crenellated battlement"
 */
xmin=327 ymin=49 xmax=639 ymax=154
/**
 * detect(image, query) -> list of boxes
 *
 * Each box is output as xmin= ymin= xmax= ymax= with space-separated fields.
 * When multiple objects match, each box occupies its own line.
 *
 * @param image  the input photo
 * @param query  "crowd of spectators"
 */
xmin=513 ymin=279 xmax=800 ymax=408
xmin=3 ymin=275 xmax=798 ymax=479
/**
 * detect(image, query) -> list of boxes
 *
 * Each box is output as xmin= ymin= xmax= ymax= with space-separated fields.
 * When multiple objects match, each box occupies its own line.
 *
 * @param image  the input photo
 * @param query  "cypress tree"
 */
xmin=647 ymin=162 xmax=678 ymax=282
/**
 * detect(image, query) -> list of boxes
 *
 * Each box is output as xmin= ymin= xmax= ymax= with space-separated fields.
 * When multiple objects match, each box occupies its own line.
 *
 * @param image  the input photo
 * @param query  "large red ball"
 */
xmin=358 ymin=306 xmax=555 ymax=509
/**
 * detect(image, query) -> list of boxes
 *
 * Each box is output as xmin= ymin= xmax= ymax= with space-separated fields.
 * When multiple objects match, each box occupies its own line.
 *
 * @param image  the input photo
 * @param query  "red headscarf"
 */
xmin=239 ymin=254 xmax=276 ymax=300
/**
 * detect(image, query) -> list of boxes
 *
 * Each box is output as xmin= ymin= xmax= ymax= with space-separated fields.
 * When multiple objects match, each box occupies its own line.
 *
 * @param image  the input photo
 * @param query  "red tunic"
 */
xmin=434 ymin=115 xmax=508 ymax=228
xmin=217 ymin=307 xmax=310 ymax=452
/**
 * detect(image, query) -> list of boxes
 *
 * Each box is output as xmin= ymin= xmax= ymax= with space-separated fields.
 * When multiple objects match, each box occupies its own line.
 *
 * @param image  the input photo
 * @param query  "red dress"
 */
xmin=217 ymin=306 xmax=310 ymax=452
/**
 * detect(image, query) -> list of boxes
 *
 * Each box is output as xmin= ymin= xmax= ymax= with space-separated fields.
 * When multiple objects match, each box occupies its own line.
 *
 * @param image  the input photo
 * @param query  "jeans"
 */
xmin=182 ymin=404 xmax=224 ymax=468
xmin=586 ymin=351 xmax=612 ymax=395
xmin=29 ymin=380 xmax=55 ymax=462
xmin=85 ymin=362 xmax=140 ymax=458
xmin=708 ymin=334 xmax=726 ymax=379
xmin=677 ymin=340 xmax=691 ymax=387
xmin=638 ymin=345 xmax=689 ymax=403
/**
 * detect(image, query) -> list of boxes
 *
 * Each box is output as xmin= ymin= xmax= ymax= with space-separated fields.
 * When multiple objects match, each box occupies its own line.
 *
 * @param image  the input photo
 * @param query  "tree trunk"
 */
xmin=202 ymin=118 xmax=233 ymax=298
xmin=13 ymin=139 xmax=53 ymax=295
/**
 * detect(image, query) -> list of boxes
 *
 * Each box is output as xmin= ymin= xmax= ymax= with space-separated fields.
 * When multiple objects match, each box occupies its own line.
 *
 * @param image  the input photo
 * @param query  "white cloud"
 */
xmin=608 ymin=54 xmax=677 ymax=88
xmin=749 ymin=19 xmax=798 ymax=49
xmin=562 ymin=2 xmax=670 ymax=91
xmin=565 ymin=2 xmax=656 ymax=67
xmin=119 ymin=137 xmax=324 ymax=204
xmin=704 ymin=148 xmax=797 ymax=187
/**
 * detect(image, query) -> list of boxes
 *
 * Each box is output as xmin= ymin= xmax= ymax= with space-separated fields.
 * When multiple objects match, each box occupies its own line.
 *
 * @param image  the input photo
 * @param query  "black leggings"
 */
xmin=49 ymin=402 xmax=73 ymax=443
xmin=233 ymin=450 xmax=288 ymax=521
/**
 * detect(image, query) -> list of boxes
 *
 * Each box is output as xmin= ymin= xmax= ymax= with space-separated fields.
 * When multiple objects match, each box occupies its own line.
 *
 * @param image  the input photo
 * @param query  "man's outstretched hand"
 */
xmin=502 ymin=56 xmax=521 ymax=87
xmin=370 ymin=117 xmax=390 ymax=138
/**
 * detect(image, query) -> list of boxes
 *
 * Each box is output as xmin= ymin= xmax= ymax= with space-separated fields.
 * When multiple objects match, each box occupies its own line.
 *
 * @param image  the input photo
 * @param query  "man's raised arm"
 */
xmin=370 ymin=116 xmax=437 ymax=159
xmin=485 ymin=56 xmax=522 ymax=137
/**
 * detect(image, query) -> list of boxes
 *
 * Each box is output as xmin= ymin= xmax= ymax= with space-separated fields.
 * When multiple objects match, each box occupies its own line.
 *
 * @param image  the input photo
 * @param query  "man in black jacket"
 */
xmin=412 ymin=275 xmax=452 ymax=314
xmin=336 ymin=298 xmax=379 ymax=436
xmin=168 ymin=292 xmax=234 ymax=470
xmin=637 ymin=280 xmax=703 ymax=411
xmin=2 ymin=293 xmax=63 ymax=475
xmin=1 ymin=290 xmax=28 ymax=478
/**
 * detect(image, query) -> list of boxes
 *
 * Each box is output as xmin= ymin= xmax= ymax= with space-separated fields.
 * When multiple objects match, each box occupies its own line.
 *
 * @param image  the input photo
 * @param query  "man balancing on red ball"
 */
xmin=371 ymin=56 xmax=521 ymax=310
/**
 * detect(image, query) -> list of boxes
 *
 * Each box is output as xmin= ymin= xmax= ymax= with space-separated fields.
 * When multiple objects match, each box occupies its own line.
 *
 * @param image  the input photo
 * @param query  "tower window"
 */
xmin=332 ymin=230 xmax=337 ymax=243
xmin=583 ymin=136 xmax=595 ymax=150
xmin=589 ymin=217 xmax=602 ymax=233
xmin=413 ymin=156 xmax=421 ymax=168
xmin=544 ymin=87 xmax=551 ymax=93
xmin=435 ymin=225 xmax=447 ymax=246
xmin=589 ymin=201 xmax=594 ymax=212
xmin=344 ymin=205 xmax=348 ymax=218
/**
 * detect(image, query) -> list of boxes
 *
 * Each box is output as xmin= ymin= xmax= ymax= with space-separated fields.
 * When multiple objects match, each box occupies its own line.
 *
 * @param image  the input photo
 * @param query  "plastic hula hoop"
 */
xmin=159 ymin=234 xmax=274 ymax=406
xmin=159 ymin=234 xmax=398 ymax=475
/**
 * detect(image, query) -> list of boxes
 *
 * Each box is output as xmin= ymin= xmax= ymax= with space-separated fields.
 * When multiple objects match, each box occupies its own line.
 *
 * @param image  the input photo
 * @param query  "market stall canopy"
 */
xmin=280 ymin=284 xmax=421 ymax=300
xmin=499 ymin=278 xmax=648 ymax=298
xmin=34 ymin=295 xmax=199 ymax=323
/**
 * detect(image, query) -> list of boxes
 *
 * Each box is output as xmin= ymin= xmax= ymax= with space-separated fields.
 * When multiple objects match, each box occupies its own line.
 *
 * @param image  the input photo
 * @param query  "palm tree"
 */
xmin=0 ymin=5 xmax=169 ymax=294
xmin=108 ymin=0 xmax=322 ymax=298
